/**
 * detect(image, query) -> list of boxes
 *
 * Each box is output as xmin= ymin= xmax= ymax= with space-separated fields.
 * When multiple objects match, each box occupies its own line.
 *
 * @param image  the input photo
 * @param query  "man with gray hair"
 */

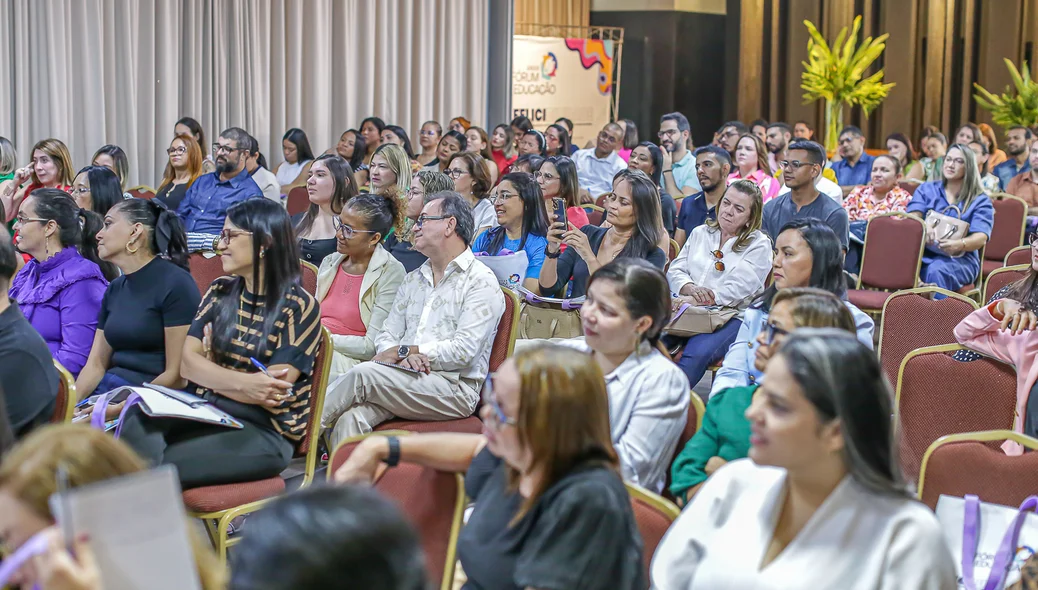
xmin=572 ymin=121 xmax=628 ymax=197
xmin=321 ymin=191 xmax=505 ymax=446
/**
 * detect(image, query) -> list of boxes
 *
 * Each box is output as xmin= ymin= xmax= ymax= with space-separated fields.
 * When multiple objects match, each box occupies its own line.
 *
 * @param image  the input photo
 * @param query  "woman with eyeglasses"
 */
xmin=156 ymin=134 xmax=205 ymax=211
xmin=416 ymin=121 xmax=442 ymax=167
xmin=422 ymin=130 xmax=467 ymax=173
xmin=535 ymin=156 xmax=590 ymax=234
xmin=670 ymin=288 xmax=856 ymax=504
xmin=333 ymin=343 xmax=645 ymax=590
xmin=118 ymin=198 xmax=321 ymax=488
xmin=69 ymin=165 xmax=123 ymax=217
xmin=9 ymin=189 xmax=116 ymax=377
xmin=653 ymin=330 xmax=955 ymax=589
xmin=465 ymin=126 xmax=500 ymax=184
xmin=544 ymin=124 xmax=572 ymax=158
xmin=369 ymin=144 xmax=412 ymax=199
xmin=295 ymin=154 xmax=359 ymax=267
xmin=540 ymin=169 xmax=665 ymax=300
xmin=383 ymin=170 xmax=454 ymax=273
xmin=317 ymin=191 xmax=405 ymax=378
xmin=446 ymin=152 xmax=497 ymax=238
xmin=666 ymin=179 xmax=772 ymax=389
xmin=906 ymin=144 xmax=994 ymax=293
xmin=710 ymin=219 xmax=874 ymax=397
xmin=472 ymin=172 xmax=550 ymax=293
xmin=174 ymin=117 xmax=216 ymax=174
xmin=490 ymin=124 xmax=518 ymax=175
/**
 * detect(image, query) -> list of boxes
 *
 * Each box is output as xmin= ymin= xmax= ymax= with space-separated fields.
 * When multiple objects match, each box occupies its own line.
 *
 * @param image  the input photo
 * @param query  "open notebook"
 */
xmin=93 ymin=384 xmax=243 ymax=429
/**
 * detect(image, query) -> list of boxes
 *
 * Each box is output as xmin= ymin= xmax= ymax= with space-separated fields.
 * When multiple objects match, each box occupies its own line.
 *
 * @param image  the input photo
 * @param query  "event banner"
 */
xmin=511 ymin=35 xmax=616 ymax=148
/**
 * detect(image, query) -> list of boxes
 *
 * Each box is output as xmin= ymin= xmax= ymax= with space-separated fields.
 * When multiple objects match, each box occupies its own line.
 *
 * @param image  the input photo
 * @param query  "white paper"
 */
xmin=476 ymin=251 xmax=529 ymax=291
xmin=120 ymin=386 xmax=242 ymax=428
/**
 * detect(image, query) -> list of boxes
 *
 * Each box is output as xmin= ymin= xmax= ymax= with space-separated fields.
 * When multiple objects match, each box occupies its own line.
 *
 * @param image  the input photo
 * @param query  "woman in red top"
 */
xmin=2 ymin=138 xmax=75 ymax=223
xmin=535 ymin=156 xmax=591 ymax=230
xmin=490 ymin=124 xmax=518 ymax=175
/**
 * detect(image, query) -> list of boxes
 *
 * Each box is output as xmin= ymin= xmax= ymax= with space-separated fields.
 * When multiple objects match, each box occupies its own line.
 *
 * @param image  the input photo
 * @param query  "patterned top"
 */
xmin=190 ymin=278 xmax=321 ymax=444
xmin=842 ymin=185 xmax=913 ymax=222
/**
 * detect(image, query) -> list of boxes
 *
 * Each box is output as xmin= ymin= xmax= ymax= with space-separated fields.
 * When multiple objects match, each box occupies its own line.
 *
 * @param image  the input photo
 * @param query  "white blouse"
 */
xmin=472 ymin=198 xmax=499 ymax=232
xmin=651 ymin=459 xmax=957 ymax=590
xmin=275 ymin=160 xmax=311 ymax=186
xmin=667 ymin=225 xmax=773 ymax=308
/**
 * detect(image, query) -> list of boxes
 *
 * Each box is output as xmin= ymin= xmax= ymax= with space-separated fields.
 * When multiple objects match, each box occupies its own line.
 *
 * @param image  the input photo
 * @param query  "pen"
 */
xmin=250 ymin=357 xmax=294 ymax=395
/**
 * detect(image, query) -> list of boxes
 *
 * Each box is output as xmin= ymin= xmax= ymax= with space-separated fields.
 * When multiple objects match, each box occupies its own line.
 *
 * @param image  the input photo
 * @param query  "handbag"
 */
xmin=518 ymin=302 xmax=583 ymax=340
xmin=925 ymin=205 xmax=970 ymax=245
xmin=936 ymin=494 xmax=1038 ymax=590
xmin=663 ymin=303 xmax=739 ymax=338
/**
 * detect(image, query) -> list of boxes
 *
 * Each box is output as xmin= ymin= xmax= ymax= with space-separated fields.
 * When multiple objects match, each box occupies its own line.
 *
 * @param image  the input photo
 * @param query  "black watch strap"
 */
xmin=383 ymin=436 xmax=401 ymax=467
xmin=545 ymin=247 xmax=562 ymax=259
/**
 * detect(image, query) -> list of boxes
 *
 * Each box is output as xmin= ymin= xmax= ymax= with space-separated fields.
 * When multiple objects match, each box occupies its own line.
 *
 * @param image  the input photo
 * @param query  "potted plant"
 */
xmin=973 ymin=59 xmax=1038 ymax=130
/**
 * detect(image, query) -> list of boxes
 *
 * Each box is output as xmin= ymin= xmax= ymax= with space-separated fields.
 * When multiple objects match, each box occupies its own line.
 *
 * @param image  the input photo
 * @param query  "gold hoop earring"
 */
xmin=126 ymin=241 xmax=140 ymax=255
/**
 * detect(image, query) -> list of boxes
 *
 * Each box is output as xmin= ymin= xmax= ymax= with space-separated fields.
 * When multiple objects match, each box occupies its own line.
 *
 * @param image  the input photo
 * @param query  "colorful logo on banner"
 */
xmin=541 ymin=52 xmax=558 ymax=79
xmin=563 ymin=39 xmax=614 ymax=95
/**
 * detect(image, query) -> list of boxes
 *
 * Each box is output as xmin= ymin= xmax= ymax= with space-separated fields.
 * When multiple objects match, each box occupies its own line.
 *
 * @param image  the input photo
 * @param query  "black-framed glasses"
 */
xmin=212 ymin=143 xmax=245 ymax=155
xmin=415 ymin=214 xmax=450 ymax=228
xmin=167 ymin=146 xmax=187 ymax=156
xmin=657 ymin=129 xmax=680 ymax=139
xmin=483 ymin=375 xmax=516 ymax=427
xmin=445 ymin=168 xmax=468 ymax=179
xmin=218 ymin=228 xmax=253 ymax=244
xmin=332 ymin=216 xmax=377 ymax=240
xmin=764 ymin=322 xmax=790 ymax=346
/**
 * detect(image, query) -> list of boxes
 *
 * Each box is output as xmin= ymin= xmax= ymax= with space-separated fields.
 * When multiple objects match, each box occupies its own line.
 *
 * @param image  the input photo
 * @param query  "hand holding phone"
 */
xmin=552 ymin=197 xmax=567 ymax=228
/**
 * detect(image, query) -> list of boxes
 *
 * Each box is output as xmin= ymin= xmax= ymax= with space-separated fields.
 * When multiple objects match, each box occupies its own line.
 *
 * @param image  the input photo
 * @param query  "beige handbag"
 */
xmin=925 ymin=206 xmax=969 ymax=242
xmin=663 ymin=303 xmax=740 ymax=338
xmin=518 ymin=302 xmax=583 ymax=340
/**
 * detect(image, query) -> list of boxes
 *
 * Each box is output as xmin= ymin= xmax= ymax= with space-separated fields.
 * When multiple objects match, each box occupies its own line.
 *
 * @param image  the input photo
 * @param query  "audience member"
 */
xmin=229 ymin=485 xmax=426 ymax=590
xmin=69 ymin=166 xmax=122 ymax=217
xmin=717 ymin=121 xmax=748 ymax=159
xmin=465 ymin=126 xmax=501 ymax=183
xmin=535 ymin=156 xmax=591 ymax=230
xmin=0 ymin=226 xmax=58 ymax=436
xmin=711 ymin=220 xmax=874 ymax=396
xmin=490 ymin=124 xmax=519 ymax=174
xmin=380 ymin=125 xmax=417 ymax=161
xmin=424 ymin=130 xmax=467 ymax=173
xmin=954 ymin=123 xmax=983 ymax=147
xmin=658 ymin=112 xmax=703 ymax=199
xmin=907 ymin=144 xmax=993 ymax=292
xmin=675 ymin=146 xmax=731 ymax=248
xmin=653 ymin=330 xmax=956 ymax=589
xmin=667 ymin=179 xmax=773 ymax=388
xmin=473 ymin=172 xmax=550 ymax=292
xmin=1006 ymin=141 xmax=1038 ymax=216
xmin=384 ymin=170 xmax=453 ymax=272
xmin=0 ymin=425 xmax=226 ymax=590
xmin=91 ymin=144 xmax=130 ymax=193
xmin=156 ymin=134 xmax=204 ymax=211
xmin=793 ymin=120 xmax=814 ymax=140
xmin=360 ymin=117 xmax=386 ymax=164
xmin=276 ymin=128 xmax=315 ymax=187
xmin=572 ymin=122 xmax=627 ymax=197
xmin=886 ymin=132 xmax=920 ymax=179
xmin=334 ymin=344 xmax=645 ymax=590
xmin=749 ymin=118 xmax=768 ymax=143
xmin=728 ymin=134 xmax=781 ymax=202
xmin=628 ymin=141 xmax=677 ymax=236
xmin=296 ymin=154 xmax=358 ymax=266
xmin=75 ymin=199 xmax=196 ymax=400
xmin=321 ymin=191 xmax=504 ymax=446
xmin=909 ymin=131 xmax=949 ymax=182
xmin=244 ymin=134 xmax=281 ymax=204
xmin=416 ymin=120 xmax=442 ymax=167
xmin=843 ymin=155 xmax=912 ymax=221
xmin=968 ymin=139 xmax=1001 ymax=193
xmin=0 ymin=138 xmax=16 ymax=208
xmin=1 ymin=138 xmax=75 ymax=223
xmin=448 ymin=117 xmax=471 ymax=134
xmin=831 ymin=125 xmax=875 ymax=194
xmin=517 ymin=129 xmax=547 ymax=158
xmin=510 ymin=154 xmax=544 ymax=175
xmin=447 ymin=151 xmax=497 ymax=237
xmin=540 ymin=169 xmax=666 ymax=299
xmin=670 ymin=288 xmax=856 ymax=503
xmin=10 ymin=190 xmax=114 ymax=376
xmin=335 ymin=128 xmax=368 ymax=172
xmin=370 ymin=143 xmax=412 ymax=200
xmin=120 ymin=198 xmax=321 ymax=488
xmin=617 ymin=118 xmax=639 ymax=162
xmin=177 ymin=127 xmax=262 ymax=252
xmin=317 ymin=193 xmax=406 ymax=378
xmin=510 ymin=115 xmax=534 ymax=146
xmin=765 ymin=122 xmax=792 ymax=173
xmin=763 ymin=141 xmax=850 ymax=249
xmin=978 ymin=122 xmax=1008 ymax=169
xmin=174 ymin=116 xmax=216 ymax=173
xmin=996 ymin=126 xmax=1036 ymax=190
xmin=544 ymin=123 xmax=572 ymax=158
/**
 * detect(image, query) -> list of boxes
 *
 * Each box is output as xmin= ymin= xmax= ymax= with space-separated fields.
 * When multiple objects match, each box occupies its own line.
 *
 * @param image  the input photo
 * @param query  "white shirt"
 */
xmin=651 ymin=459 xmax=956 ymax=590
xmin=667 ymin=225 xmax=772 ymax=307
xmin=250 ymin=167 xmax=282 ymax=205
xmin=374 ymin=249 xmax=504 ymax=383
xmin=572 ymin=148 xmax=627 ymax=197
xmin=777 ymin=175 xmax=844 ymax=204
xmin=275 ymin=160 xmax=311 ymax=186
xmin=471 ymin=198 xmax=499 ymax=232
xmin=558 ymin=340 xmax=689 ymax=494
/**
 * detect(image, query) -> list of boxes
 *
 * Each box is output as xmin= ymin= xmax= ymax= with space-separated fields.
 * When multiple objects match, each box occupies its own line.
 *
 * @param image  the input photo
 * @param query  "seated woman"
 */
xmin=843 ymin=155 xmax=914 ymax=273
xmin=317 ymin=193 xmax=406 ymax=378
xmin=968 ymin=139 xmax=1001 ymax=194
xmin=174 ymin=116 xmax=216 ymax=174
xmin=472 ymin=172 xmax=550 ymax=292
xmin=886 ymin=133 xmax=920 ymax=180
xmin=9 ymin=189 xmax=116 ymax=376
xmin=628 ymin=141 xmax=676 ymax=236
xmin=1 ymin=138 xmax=75 ymax=224
xmin=415 ymin=121 xmax=441 ymax=168
xmin=156 ymin=134 xmax=205 ymax=211
xmin=464 ymin=126 xmax=500 ymax=184
xmin=69 ymin=165 xmax=123 ymax=217
xmin=670 ymin=288 xmax=857 ymax=504
xmin=91 ymin=144 xmax=131 ymax=196
xmin=652 ymin=330 xmax=956 ymax=588
xmin=422 ymin=130 xmax=466 ymax=173
xmin=381 ymin=170 xmax=453 ymax=273
xmin=369 ymin=143 xmax=412 ymax=199
xmin=539 ymin=169 xmax=666 ymax=299
xmin=359 ymin=117 xmax=386 ymax=166
xmin=276 ymin=128 xmax=316 ymax=188
xmin=710 ymin=219 xmax=875 ymax=397
xmin=74 ymin=198 xmax=198 ymax=401
xmin=379 ymin=125 xmax=417 ymax=162
xmin=0 ymin=425 xmax=225 ymax=590
xmin=295 ymin=154 xmax=358 ymax=267
xmin=490 ymin=124 xmax=518 ymax=175
xmin=535 ymin=156 xmax=590 ymax=230
xmin=118 ymin=198 xmax=322 ymax=488
xmin=667 ymin=179 xmax=773 ymax=388
xmin=727 ymin=134 xmax=780 ymax=203
xmin=446 ymin=152 xmax=497 ymax=237
xmin=510 ymin=153 xmax=544 ymax=175
xmin=333 ymin=344 xmax=646 ymax=590
xmin=517 ymin=129 xmax=548 ymax=159
xmin=907 ymin=144 xmax=994 ymax=293
xmin=544 ymin=123 xmax=572 ymax=158
xmin=908 ymin=132 xmax=948 ymax=182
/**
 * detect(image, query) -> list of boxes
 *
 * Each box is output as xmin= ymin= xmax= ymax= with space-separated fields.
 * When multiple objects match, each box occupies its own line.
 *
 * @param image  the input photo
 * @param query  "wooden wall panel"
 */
xmin=515 ymin=0 xmax=591 ymax=27
xmin=975 ymin=0 xmax=1023 ymax=129
xmin=736 ymin=0 xmax=765 ymax=121
xmin=876 ymin=0 xmax=919 ymax=143
xmin=783 ymin=0 xmax=821 ymax=132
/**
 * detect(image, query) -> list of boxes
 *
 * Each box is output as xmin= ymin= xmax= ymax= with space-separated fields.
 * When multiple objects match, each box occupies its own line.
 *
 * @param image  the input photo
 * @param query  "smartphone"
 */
xmin=551 ymin=197 xmax=568 ymax=228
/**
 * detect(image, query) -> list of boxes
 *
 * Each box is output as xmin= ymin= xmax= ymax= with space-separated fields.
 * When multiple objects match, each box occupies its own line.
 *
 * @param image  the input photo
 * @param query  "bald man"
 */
xmin=572 ymin=122 xmax=628 ymax=197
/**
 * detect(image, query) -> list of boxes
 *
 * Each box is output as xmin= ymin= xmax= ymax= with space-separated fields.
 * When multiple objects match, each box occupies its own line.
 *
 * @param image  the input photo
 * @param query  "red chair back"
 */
xmin=299 ymin=260 xmax=318 ymax=296
xmin=858 ymin=213 xmax=925 ymax=290
xmin=663 ymin=392 xmax=705 ymax=500
xmin=983 ymin=265 xmax=1028 ymax=303
xmin=1006 ymin=245 xmax=1031 ymax=267
xmin=127 ymin=186 xmax=155 ymax=200
xmin=188 ymin=252 xmax=227 ymax=295
xmin=895 ymin=345 xmax=1016 ymax=482
xmin=626 ymin=484 xmax=679 ymax=588
xmin=295 ymin=328 xmax=332 ymax=460
xmin=877 ymin=288 xmax=977 ymax=386
xmin=286 ymin=186 xmax=309 ymax=216
xmin=489 ymin=287 xmax=520 ymax=372
xmin=918 ymin=432 xmax=1038 ymax=511
xmin=898 ymin=181 xmax=920 ymax=195
xmin=50 ymin=360 xmax=76 ymax=423
xmin=986 ymin=194 xmax=1027 ymax=263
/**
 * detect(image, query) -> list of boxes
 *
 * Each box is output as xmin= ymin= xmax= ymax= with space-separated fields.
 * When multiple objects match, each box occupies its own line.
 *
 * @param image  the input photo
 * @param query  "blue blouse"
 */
xmin=906 ymin=181 xmax=994 ymax=266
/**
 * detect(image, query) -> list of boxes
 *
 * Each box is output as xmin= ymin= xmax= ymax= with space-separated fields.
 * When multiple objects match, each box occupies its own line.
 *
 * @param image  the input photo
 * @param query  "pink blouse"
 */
xmin=319 ymin=268 xmax=366 ymax=337
xmin=727 ymin=168 xmax=780 ymax=203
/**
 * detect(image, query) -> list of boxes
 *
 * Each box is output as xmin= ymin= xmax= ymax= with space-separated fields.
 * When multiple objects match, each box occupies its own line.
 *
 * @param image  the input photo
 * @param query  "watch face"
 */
xmin=397 ymin=345 xmax=409 ymax=358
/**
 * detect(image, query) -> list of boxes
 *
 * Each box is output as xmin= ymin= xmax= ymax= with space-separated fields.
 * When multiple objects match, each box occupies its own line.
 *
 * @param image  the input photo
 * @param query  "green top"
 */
xmin=669 ymin=385 xmax=758 ymax=498
xmin=0 ymin=172 xmax=13 ymax=182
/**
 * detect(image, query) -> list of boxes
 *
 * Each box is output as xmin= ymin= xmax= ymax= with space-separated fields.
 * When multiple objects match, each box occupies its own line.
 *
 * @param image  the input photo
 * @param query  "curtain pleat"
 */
xmin=0 ymin=0 xmax=489 ymax=188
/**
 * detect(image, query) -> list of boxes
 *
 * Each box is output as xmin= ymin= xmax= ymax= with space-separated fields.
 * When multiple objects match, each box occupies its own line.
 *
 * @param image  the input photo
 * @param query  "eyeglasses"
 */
xmin=332 ymin=216 xmax=377 ymax=239
xmin=218 ymin=228 xmax=253 ymax=244
xmin=764 ymin=322 xmax=790 ymax=346
xmin=68 ymin=187 xmax=91 ymax=197
xmin=167 ymin=146 xmax=187 ymax=156
xmin=533 ymin=171 xmax=556 ymax=181
xmin=415 ymin=214 xmax=451 ymax=228
xmin=483 ymin=375 xmax=516 ymax=427
xmin=212 ymin=143 xmax=245 ymax=155
xmin=598 ymin=131 xmax=619 ymax=143
xmin=405 ymin=186 xmax=424 ymax=199
xmin=780 ymin=160 xmax=817 ymax=171
xmin=445 ymin=168 xmax=468 ymax=179
xmin=14 ymin=215 xmax=48 ymax=226
xmin=657 ymin=129 xmax=680 ymax=139
xmin=710 ymin=249 xmax=725 ymax=272
xmin=491 ymin=191 xmax=517 ymax=204
xmin=945 ymin=157 xmax=967 ymax=166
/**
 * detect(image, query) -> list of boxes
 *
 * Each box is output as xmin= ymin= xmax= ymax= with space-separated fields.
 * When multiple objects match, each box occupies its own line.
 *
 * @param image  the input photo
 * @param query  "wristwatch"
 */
xmin=545 ymin=247 xmax=562 ymax=259
xmin=383 ymin=436 xmax=401 ymax=467
xmin=397 ymin=345 xmax=411 ymax=359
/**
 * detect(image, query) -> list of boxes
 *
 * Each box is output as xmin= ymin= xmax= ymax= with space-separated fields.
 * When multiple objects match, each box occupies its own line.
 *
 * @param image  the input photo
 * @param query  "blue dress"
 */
xmin=906 ymin=181 xmax=994 ymax=292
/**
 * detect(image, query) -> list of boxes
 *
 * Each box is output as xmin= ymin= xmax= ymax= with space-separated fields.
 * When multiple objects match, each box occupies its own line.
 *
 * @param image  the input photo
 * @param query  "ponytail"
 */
xmin=346 ymin=193 xmax=403 ymax=240
xmin=110 ymin=198 xmax=190 ymax=270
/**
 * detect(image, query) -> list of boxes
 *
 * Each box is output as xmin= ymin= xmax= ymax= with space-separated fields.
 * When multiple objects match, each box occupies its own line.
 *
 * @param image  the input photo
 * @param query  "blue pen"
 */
xmin=250 ymin=357 xmax=294 ymax=395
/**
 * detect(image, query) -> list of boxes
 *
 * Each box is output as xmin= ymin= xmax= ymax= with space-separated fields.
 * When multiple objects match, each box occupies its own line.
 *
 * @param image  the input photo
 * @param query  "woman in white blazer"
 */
xmin=316 ymin=193 xmax=406 ymax=377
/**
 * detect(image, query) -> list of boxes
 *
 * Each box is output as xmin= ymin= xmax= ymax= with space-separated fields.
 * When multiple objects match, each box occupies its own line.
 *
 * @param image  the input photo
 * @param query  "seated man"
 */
xmin=572 ymin=122 xmax=627 ymax=198
xmin=321 ymin=191 xmax=505 ymax=448
xmin=177 ymin=126 xmax=262 ymax=251
xmin=763 ymin=140 xmax=849 ymax=251
xmin=830 ymin=125 xmax=875 ymax=196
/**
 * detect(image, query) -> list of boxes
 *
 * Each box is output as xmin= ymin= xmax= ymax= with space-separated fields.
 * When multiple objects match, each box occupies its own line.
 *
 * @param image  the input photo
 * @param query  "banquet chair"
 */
xmin=917 ymin=430 xmax=1038 ymax=510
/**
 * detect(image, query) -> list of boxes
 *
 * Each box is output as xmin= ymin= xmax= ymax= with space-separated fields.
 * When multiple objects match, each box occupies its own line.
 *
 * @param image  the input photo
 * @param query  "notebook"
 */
xmin=105 ymin=384 xmax=243 ymax=429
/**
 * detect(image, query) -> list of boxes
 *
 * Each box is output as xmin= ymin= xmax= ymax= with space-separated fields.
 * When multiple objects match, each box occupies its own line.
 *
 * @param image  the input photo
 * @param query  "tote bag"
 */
xmin=936 ymin=494 xmax=1038 ymax=590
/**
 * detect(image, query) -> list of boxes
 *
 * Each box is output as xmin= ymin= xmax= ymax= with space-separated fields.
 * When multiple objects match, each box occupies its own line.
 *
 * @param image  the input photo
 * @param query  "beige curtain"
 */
xmin=0 ymin=0 xmax=489 ymax=188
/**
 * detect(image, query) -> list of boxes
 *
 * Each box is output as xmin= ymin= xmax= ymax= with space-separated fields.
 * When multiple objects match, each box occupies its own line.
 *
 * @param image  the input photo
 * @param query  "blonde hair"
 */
xmin=30 ymin=138 xmax=75 ymax=186
xmin=0 ymin=425 xmax=226 ymax=590
xmin=0 ymin=137 xmax=17 ymax=176
xmin=159 ymin=134 xmax=205 ymax=192
xmin=372 ymin=143 xmax=412 ymax=199
xmin=944 ymin=144 xmax=986 ymax=212
xmin=735 ymin=133 xmax=771 ymax=176
xmin=705 ymin=178 xmax=764 ymax=252
xmin=772 ymin=287 xmax=857 ymax=333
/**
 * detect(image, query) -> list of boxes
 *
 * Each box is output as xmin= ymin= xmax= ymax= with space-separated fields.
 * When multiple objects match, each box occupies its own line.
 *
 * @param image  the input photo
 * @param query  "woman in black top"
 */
xmin=155 ymin=134 xmax=205 ymax=211
xmin=119 ymin=198 xmax=322 ymax=488
xmin=384 ymin=169 xmax=454 ymax=272
xmin=294 ymin=154 xmax=358 ymax=266
xmin=69 ymin=165 xmax=123 ymax=217
xmin=75 ymin=198 xmax=198 ymax=403
xmin=539 ymin=168 xmax=666 ymax=299
xmin=628 ymin=142 xmax=677 ymax=236
xmin=334 ymin=344 xmax=644 ymax=590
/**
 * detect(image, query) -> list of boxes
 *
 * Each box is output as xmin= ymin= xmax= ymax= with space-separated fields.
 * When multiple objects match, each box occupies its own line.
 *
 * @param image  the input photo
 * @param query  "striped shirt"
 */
xmin=190 ymin=278 xmax=321 ymax=444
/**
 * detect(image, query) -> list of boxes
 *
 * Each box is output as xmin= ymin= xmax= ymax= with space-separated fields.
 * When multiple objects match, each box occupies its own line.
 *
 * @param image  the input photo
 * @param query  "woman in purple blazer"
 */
xmin=9 ymin=189 xmax=117 ymax=376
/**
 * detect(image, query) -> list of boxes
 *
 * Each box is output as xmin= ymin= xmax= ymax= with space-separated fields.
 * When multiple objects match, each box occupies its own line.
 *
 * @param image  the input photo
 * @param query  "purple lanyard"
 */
xmin=962 ymin=494 xmax=1038 ymax=590
xmin=0 ymin=530 xmax=49 ymax=588
xmin=89 ymin=391 xmax=142 ymax=438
